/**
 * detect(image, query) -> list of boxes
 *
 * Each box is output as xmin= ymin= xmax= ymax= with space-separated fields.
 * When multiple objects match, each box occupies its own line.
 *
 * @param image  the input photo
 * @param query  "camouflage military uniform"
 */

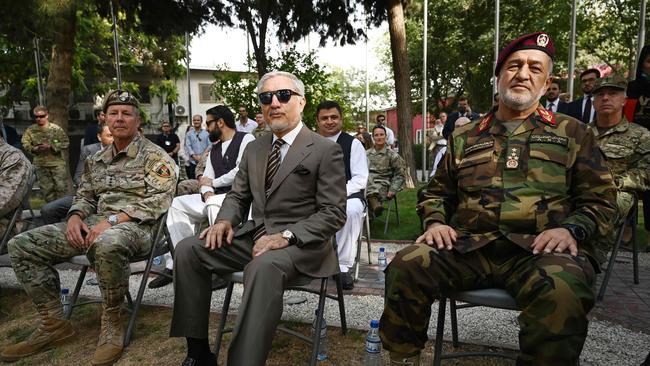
xmin=176 ymin=145 xmax=210 ymax=196
xmin=8 ymin=136 xmax=177 ymax=309
xmin=252 ymin=125 xmax=271 ymax=139
xmin=21 ymin=122 xmax=69 ymax=201
xmin=588 ymin=116 xmax=650 ymax=260
xmin=0 ymin=139 xmax=33 ymax=248
xmin=366 ymin=146 xmax=406 ymax=199
xmin=380 ymin=108 xmax=617 ymax=365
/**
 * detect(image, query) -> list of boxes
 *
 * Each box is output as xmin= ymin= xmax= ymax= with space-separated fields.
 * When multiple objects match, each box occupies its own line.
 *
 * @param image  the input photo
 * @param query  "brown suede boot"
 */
xmin=0 ymin=300 xmax=75 ymax=361
xmin=91 ymin=306 xmax=124 ymax=366
xmin=389 ymin=352 xmax=421 ymax=365
xmin=368 ymin=195 xmax=383 ymax=217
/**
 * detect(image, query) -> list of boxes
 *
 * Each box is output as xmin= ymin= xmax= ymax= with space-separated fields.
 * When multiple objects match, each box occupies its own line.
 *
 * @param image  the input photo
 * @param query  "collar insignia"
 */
xmin=477 ymin=113 xmax=493 ymax=132
xmin=536 ymin=107 xmax=557 ymax=126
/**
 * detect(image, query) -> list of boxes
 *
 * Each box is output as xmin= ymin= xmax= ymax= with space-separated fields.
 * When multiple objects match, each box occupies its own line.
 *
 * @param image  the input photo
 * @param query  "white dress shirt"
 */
xmin=272 ymin=121 xmax=304 ymax=162
xmin=325 ymin=132 xmax=369 ymax=196
xmin=200 ymin=133 xmax=255 ymax=194
xmin=546 ymin=99 xmax=559 ymax=113
xmin=236 ymin=118 xmax=258 ymax=133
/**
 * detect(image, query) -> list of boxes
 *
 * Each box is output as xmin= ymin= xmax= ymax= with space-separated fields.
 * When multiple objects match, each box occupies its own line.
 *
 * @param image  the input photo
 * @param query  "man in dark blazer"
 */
xmin=170 ymin=71 xmax=347 ymax=366
xmin=566 ymin=68 xmax=600 ymax=123
xmin=543 ymin=80 xmax=568 ymax=114
xmin=442 ymin=96 xmax=480 ymax=139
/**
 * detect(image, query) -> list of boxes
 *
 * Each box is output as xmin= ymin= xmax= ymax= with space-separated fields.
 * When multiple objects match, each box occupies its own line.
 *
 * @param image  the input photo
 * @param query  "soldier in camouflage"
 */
xmin=252 ymin=112 xmax=271 ymax=138
xmin=366 ymin=125 xmax=405 ymax=217
xmin=380 ymin=33 xmax=618 ymax=366
xmin=588 ymin=75 xmax=650 ymax=260
xmin=0 ymin=135 xmax=33 ymax=249
xmin=2 ymin=90 xmax=177 ymax=366
xmin=21 ymin=105 xmax=70 ymax=202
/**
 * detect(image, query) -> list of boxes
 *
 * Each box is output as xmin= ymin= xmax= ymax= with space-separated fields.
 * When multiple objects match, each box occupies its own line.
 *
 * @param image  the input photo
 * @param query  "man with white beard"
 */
xmin=380 ymin=32 xmax=617 ymax=366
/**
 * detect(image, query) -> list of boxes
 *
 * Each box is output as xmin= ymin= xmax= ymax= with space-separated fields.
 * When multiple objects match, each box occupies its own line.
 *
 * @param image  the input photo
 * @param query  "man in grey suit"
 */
xmin=40 ymin=122 xmax=113 ymax=224
xmin=170 ymin=71 xmax=347 ymax=366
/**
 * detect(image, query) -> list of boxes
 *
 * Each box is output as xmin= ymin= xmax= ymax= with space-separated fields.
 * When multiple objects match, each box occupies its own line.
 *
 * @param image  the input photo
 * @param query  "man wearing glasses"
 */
xmin=375 ymin=114 xmax=395 ymax=147
xmin=21 ymin=105 xmax=70 ymax=202
xmin=170 ymin=71 xmax=346 ymax=366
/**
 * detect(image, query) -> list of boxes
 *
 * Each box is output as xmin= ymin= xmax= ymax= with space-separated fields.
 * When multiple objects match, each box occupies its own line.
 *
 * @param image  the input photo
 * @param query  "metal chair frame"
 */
xmin=213 ymin=241 xmax=348 ymax=366
xmin=64 ymin=213 xmax=173 ymax=346
xmin=383 ymin=195 xmax=400 ymax=234
xmin=433 ymin=289 xmax=518 ymax=366
xmin=597 ymin=192 xmax=640 ymax=300
xmin=354 ymin=206 xmax=372 ymax=281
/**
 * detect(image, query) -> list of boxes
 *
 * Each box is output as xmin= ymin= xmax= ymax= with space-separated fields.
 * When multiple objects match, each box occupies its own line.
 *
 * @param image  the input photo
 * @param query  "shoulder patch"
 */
xmin=477 ymin=113 xmax=493 ymax=132
xmin=153 ymin=161 xmax=172 ymax=178
xmin=464 ymin=140 xmax=494 ymax=155
xmin=529 ymin=134 xmax=569 ymax=146
xmin=536 ymin=107 xmax=557 ymax=126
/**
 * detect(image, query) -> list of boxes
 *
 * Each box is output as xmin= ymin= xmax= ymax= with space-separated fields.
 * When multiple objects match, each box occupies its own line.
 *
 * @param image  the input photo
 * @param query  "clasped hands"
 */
xmin=416 ymin=222 xmax=578 ymax=256
xmin=65 ymin=214 xmax=111 ymax=249
xmin=200 ymin=220 xmax=289 ymax=257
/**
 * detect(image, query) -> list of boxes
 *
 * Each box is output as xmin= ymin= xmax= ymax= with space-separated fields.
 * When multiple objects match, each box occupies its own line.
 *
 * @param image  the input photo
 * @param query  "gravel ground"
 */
xmin=1 ymin=253 xmax=649 ymax=365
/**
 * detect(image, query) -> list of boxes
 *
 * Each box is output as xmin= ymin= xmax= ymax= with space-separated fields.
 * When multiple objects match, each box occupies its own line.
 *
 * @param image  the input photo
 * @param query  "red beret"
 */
xmin=494 ymin=32 xmax=555 ymax=76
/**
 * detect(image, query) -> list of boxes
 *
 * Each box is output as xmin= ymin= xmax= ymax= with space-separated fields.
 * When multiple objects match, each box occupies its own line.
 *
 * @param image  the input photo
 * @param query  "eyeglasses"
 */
xmin=258 ymin=89 xmax=301 ymax=105
xmin=35 ymin=114 xmax=46 ymax=119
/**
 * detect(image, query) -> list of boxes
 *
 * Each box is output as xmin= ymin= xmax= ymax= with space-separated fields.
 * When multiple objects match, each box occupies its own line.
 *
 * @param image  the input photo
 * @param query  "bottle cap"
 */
xmin=61 ymin=288 xmax=69 ymax=295
xmin=370 ymin=319 xmax=379 ymax=328
xmin=379 ymin=247 xmax=385 ymax=252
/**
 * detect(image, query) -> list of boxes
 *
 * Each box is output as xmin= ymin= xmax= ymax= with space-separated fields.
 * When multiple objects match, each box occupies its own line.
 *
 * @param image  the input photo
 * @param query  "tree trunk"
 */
xmin=44 ymin=0 xmax=76 ymax=133
xmin=386 ymin=0 xmax=416 ymax=188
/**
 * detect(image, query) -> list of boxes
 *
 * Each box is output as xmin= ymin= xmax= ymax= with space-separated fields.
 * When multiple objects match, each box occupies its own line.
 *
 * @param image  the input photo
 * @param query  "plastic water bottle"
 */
xmin=377 ymin=247 xmax=387 ymax=283
xmin=364 ymin=319 xmax=382 ymax=365
xmin=153 ymin=255 xmax=162 ymax=266
xmin=312 ymin=309 xmax=327 ymax=361
xmin=61 ymin=288 xmax=71 ymax=316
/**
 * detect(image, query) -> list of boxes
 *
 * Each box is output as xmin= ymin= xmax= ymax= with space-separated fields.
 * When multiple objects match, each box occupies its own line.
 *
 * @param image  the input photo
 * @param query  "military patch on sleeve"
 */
xmin=464 ymin=140 xmax=494 ymax=155
xmin=153 ymin=161 xmax=172 ymax=178
xmin=529 ymin=134 xmax=569 ymax=147
xmin=536 ymin=107 xmax=557 ymax=126
xmin=477 ymin=113 xmax=493 ymax=132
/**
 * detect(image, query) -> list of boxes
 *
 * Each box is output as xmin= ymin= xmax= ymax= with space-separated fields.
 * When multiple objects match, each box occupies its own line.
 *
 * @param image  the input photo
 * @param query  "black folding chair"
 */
xmin=354 ymin=205 xmax=372 ymax=281
xmin=383 ymin=195 xmax=400 ymax=234
xmin=0 ymin=173 xmax=36 ymax=256
xmin=213 ymin=240 xmax=347 ymax=366
xmin=597 ymin=192 xmax=640 ymax=301
xmin=64 ymin=213 xmax=173 ymax=346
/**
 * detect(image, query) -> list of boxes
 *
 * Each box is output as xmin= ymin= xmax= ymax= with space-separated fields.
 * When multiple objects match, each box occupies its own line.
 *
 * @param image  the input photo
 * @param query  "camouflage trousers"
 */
xmin=366 ymin=178 xmax=390 ymax=201
xmin=35 ymin=164 xmax=68 ymax=202
xmin=176 ymin=179 xmax=200 ymax=197
xmin=592 ymin=190 xmax=635 ymax=265
xmin=380 ymin=241 xmax=596 ymax=366
xmin=8 ymin=215 xmax=152 ymax=308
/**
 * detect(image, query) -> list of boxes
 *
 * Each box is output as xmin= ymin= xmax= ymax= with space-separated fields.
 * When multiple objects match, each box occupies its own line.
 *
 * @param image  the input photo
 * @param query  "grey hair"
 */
xmin=256 ymin=71 xmax=305 ymax=96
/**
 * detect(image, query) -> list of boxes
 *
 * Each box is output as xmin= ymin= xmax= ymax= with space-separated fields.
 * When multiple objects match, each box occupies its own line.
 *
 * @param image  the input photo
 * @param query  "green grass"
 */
xmin=370 ymin=185 xmax=650 ymax=251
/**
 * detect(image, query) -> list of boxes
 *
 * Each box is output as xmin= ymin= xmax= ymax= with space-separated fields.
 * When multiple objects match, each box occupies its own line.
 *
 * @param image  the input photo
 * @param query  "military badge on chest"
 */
xmin=506 ymin=147 xmax=521 ymax=169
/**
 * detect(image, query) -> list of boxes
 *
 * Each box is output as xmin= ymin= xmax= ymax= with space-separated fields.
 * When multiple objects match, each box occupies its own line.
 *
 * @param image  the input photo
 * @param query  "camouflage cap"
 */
xmin=593 ymin=74 xmax=627 ymax=94
xmin=102 ymin=90 xmax=141 ymax=112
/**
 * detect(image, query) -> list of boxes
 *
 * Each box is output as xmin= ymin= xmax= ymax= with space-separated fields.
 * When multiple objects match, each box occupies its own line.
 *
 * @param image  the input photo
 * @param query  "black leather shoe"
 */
xmin=180 ymin=353 xmax=217 ymax=366
xmin=341 ymin=272 xmax=354 ymax=290
xmin=148 ymin=268 xmax=173 ymax=289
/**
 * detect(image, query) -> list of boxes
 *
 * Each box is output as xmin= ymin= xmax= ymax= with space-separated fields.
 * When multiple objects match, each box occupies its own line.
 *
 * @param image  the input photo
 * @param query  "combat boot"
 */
xmin=0 ymin=300 xmax=75 ymax=361
xmin=389 ymin=352 xmax=421 ymax=365
xmin=368 ymin=195 xmax=383 ymax=217
xmin=92 ymin=305 xmax=124 ymax=366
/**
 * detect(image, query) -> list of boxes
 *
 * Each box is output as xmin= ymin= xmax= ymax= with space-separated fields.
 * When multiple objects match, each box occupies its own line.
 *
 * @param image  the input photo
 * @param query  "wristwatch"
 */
xmin=107 ymin=214 xmax=119 ymax=226
xmin=282 ymin=230 xmax=297 ymax=245
xmin=561 ymin=224 xmax=587 ymax=242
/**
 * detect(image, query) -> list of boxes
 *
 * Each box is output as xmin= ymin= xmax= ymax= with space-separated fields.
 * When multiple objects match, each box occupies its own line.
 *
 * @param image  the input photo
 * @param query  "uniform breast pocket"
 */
xmin=457 ymin=150 xmax=496 ymax=191
xmin=603 ymin=144 xmax=634 ymax=160
xmin=527 ymin=145 xmax=568 ymax=192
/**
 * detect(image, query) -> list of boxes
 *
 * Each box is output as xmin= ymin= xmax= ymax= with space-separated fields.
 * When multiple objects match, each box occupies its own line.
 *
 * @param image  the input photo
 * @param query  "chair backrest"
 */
xmin=0 ymin=172 xmax=36 ymax=254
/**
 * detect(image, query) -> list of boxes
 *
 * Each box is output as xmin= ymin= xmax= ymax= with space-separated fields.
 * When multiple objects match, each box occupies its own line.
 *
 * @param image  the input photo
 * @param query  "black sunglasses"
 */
xmin=258 ymin=89 xmax=301 ymax=105
xmin=35 ymin=114 xmax=47 ymax=119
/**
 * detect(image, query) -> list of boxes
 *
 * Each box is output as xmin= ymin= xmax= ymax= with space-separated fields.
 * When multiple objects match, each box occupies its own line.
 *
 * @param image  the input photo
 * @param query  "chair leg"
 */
xmin=214 ymin=281 xmax=235 ymax=357
xmin=67 ymin=265 xmax=88 ymax=320
xmin=632 ymin=207 xmax=640 ymax=284
xmin=365 ymin=212 xmax=372 ymax=265
xmin=354 ymin=233 xmax=362 ymax=281
xmin=124 ymin=244 xmax=158 ymax=347
xmin=310 ymin=278 xmax=328 ymax=366
xmin=433 ymin=298 xmax=447 ymax=366
xmin=450 ymin=300 xmax=459 ymax=348
xmin=334 ymin=274 xmax=347 ymax=335
xmin=597 ymin=224 xmax=626 ymax=301
xmin=394 ymin=196 xmax=400 ymax=225
xmin=384 ymin=199 xmax=392 ymax=234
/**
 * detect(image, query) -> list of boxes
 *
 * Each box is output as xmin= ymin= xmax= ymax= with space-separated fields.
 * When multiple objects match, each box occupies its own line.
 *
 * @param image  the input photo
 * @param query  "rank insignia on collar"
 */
xmin=477 ymin=113 xmax=493 ymax=132
xmin=536 ymin=107 xmax=557 ymax=126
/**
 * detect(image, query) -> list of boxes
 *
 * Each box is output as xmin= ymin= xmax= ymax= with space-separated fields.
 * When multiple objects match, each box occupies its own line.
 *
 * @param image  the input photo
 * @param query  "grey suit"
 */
xmin=41 ymin=142 xmax=104 ymax=224
xmin=170 ymin=125 xmax=347 ymax=365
